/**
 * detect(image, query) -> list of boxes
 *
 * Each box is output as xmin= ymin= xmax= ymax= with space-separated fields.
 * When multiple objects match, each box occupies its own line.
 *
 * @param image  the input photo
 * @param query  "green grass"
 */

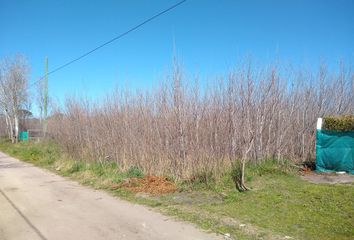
xmin=0 ymin=139 xmax=353 ymax=240
xmin=202 ymin=174 xmax=353 ymax=240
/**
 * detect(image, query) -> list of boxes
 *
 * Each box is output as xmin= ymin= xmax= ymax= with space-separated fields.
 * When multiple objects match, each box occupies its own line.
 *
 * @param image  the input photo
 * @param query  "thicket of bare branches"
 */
xmin=48 ymin=63 xmax=353 ymax=181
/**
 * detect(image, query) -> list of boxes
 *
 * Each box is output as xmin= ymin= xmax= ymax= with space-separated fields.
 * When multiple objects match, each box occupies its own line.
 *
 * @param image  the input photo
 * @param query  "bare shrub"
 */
xmin=47 ymin=62 xmax=354 ymax=183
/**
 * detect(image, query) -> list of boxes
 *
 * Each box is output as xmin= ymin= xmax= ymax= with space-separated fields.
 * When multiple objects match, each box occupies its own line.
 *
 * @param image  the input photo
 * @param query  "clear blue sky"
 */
xmin=1 ymin=0 xmax=353 ymax=109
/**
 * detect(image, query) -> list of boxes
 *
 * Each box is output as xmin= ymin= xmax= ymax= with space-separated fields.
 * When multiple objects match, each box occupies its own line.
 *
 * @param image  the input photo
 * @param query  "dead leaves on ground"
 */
xmin=111 ymin=176 xmax=176 ymax=194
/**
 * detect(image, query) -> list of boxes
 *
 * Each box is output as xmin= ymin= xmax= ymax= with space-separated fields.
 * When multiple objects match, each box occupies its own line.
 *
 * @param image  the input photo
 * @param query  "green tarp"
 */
xmin=19 ymin=131 xmax=28 ymax=141
xmin=316 ymin=130 xmax=354 ymax=174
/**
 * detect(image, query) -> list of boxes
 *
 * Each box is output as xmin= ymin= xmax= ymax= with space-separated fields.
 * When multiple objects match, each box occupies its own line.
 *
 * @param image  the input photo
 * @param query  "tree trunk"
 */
xmin=4 ymin=110 xmax=11 ymax=139
xmin=8 ymin=115 xmax=14 ymax=143
xmin=232 ymin=159 xmax=249 ymax=192
xmin=14 ymin=114 xmax=19 ymax=143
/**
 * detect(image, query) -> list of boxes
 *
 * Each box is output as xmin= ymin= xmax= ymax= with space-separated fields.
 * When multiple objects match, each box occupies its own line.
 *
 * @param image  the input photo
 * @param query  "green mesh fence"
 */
xmin=316 ymin=130 xmax=354 ymax=174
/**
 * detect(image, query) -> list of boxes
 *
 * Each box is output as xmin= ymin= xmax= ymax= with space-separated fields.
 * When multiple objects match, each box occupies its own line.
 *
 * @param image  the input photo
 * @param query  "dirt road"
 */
xmin=0 ymin=152 xmax=220 ymax=240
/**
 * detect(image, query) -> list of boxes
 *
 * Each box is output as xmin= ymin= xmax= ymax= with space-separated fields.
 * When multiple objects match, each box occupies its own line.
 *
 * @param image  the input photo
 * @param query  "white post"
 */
xmin=316 ymin=118 xmax=323 ymax=130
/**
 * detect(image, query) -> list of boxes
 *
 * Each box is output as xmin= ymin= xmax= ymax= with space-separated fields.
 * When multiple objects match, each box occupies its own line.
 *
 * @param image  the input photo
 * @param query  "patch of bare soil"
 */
xmin=301 ymin=171 xmax=354 ymax=184
xmin=113 ymin=176 xmax=177 ymax=194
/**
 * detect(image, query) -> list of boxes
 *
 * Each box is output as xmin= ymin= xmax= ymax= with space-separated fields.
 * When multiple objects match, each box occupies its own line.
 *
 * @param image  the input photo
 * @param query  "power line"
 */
xmin=30 ymin=0 xmax=187 ymax=88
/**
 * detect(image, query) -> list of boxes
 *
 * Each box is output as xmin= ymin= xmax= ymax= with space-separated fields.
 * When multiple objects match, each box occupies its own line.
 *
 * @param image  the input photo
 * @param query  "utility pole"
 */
xmin=43 ymin=57 xmax=48 ymax=136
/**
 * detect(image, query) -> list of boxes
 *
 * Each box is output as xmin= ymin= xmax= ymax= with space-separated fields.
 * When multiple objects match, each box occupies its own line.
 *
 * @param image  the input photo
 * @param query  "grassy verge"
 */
xmin=0 ymin=140 xmax=353 ymax=240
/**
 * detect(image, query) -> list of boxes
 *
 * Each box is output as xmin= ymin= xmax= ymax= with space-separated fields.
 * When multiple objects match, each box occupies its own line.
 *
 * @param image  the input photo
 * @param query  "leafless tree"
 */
xmin=0 ymin=55 xmax=30 ymax=142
